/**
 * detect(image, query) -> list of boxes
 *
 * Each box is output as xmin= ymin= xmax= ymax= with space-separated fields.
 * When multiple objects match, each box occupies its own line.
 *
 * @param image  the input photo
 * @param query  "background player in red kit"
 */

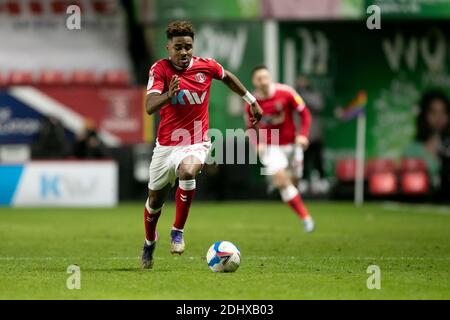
xmin=245 ymin=65 xmax=315 ymax=233
xmin=142 ymin=21 xmax=263 ymax=268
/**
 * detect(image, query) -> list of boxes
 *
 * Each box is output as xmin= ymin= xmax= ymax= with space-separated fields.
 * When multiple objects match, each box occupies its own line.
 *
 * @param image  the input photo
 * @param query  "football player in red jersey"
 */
xmin=245 ymin=65 xmax=315 ymax=233
xmin=141 ymin=21 xmax=263 ymax=269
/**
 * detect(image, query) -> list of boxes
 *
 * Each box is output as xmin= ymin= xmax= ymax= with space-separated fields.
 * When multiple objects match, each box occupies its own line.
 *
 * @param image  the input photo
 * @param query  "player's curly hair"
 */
xmin=166 ymin=20 xmax=195 ymax=40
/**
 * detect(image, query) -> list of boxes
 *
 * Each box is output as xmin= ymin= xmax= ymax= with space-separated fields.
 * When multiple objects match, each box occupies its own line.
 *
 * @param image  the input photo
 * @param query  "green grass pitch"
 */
xmin=0 ymin=201 xmax=449 ymax=299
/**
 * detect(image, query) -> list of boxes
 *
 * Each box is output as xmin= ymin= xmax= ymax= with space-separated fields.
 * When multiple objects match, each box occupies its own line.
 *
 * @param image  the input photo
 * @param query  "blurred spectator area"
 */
xmin=334 ymin=157 xmax=431 ymax=201
xmin=0 ymin=69 xmax=131 ymax=87
xmin=0 ymin=0 xmax=119 ymax=15
xmin=0 ymin=0 xmax=148 ymax=203
xmin=0 ymin=0 xmax=135 ymax=85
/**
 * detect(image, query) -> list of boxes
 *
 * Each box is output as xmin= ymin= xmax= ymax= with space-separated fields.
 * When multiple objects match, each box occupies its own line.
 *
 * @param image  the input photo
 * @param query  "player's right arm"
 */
xmin=145 ymin=62 xmax=180 ymax=115
xmin=221 ymin=70 xmax=263 ymax=126
xmin=146 ymin=76 xmax=180 ymax=115
xmin=146 ymin=76 xmax=179 ymax=115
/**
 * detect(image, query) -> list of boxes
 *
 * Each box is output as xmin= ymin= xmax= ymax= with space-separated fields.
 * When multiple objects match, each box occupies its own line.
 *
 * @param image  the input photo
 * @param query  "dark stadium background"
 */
xmin=1 ymin=0 xmax=449 ymax=205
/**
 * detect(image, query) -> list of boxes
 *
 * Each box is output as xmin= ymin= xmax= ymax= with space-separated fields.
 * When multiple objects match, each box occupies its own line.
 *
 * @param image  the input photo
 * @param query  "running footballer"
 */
xmin=141 ymin=21 xmax=263 ymax=269
xmin=245 ymin=65 xmax=315 ymax=233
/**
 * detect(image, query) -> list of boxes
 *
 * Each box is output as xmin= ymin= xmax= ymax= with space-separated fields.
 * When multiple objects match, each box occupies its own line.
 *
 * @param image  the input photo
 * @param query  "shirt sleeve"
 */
xmin=298 ymin=106 xmax=312 ymax=137
xmin=288 ymin=89 xmax=306 ymax=112
xmin=207 ymin=58 xmax=225 ymax=80
xmin=285 ymin=87 xmax=311 ymax=137
xmin=146 ymin=62 xmax=165 ymax=95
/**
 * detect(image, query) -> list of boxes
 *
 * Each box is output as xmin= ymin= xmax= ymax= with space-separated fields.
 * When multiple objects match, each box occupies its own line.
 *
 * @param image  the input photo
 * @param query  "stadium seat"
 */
xmin=38 ymin=70 xmax=66 ymax=85
xmin=51 ymin=1 xmax=67 ymax=14
xmin=5 ymin=1 xmax=21 ymax=15
xmin=366 ymin=158 xmax=398 ymax=196
xmin=335 ymin=158 xmax=356 ymax=182
xmin=401 ymin=171 xmax=429 ymax=195
xmin=368 ymin=172 xmax=398 ymax=195
xmin=400 ymin=158 xmax=427 ymax=172
xmin=7 ymin=70 xmax=34 ymax=85
xmin=366 ymin=158 xmax=397 ymax=173
xmin=49 ymin=1 xmax=83 ymax=14
xmin=399 ymin=158 xmax=429 ymax=195
xmin=29 ymin=1 xmax=43 ymax=14
xmin=69 ymin=70 xmax=97 ymax=85
xmin=93 ymin=0 xmax=116 ymax=14
xmin=101 ymin=70 xmax=131 ymax=86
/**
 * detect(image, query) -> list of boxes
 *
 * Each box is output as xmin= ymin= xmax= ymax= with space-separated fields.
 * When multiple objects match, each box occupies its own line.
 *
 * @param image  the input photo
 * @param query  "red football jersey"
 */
xmin=245 ymin=83 xmax=311 ymax=145
xmin=147 ymin=56 xmax=225 ymax=146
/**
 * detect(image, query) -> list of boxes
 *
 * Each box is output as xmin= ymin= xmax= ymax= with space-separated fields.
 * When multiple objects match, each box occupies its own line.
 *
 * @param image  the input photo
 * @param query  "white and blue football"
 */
xmin=206 ymin=241 xmax=241 ymax=273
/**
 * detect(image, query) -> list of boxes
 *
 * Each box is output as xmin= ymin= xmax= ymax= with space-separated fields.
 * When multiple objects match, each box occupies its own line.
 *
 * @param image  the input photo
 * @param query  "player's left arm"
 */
xmin=221 ymin=70 xmax=263 ymax=126
xmin=292 ymin=91 xmax=312 ymax=150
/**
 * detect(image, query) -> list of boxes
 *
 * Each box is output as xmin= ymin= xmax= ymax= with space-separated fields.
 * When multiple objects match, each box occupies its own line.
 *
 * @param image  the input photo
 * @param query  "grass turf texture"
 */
xmin=0 ymin=201 xmax=449 ymax=299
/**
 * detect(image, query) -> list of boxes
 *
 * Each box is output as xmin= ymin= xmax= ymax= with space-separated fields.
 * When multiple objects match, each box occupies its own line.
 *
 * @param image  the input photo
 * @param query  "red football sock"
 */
xmin=173 ymin=179 xmax=196 ymax=230
xmin=287 ymin=194 xmax=310 ymax=220
xmin=144 ymin=199 xmax=161 ymax=242
xmin=280 ymin=185 xmax=310 ymax=220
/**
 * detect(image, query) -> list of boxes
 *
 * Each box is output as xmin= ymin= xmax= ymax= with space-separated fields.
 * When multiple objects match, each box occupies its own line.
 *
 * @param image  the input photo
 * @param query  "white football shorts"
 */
xmin=259 ymin=144 xmax=304 ymax=178
xmin=148 ymin=140 xmax=212 ymax=190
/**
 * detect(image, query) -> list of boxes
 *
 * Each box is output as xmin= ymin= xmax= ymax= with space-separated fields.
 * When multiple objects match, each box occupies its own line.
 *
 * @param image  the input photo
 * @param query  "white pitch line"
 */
xmin=382 ymin=202 xmax=450 ymax=216
xmin=1 ymin=256 xmax=449 ymax=261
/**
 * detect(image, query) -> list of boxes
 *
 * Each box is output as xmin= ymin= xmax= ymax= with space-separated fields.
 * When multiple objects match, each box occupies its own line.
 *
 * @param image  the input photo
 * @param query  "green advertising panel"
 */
xmin=366 ymin=0 xmax=450 ymax=19
xmin=279 ymin=21 xmax=450 ymax=175
xmin=148 ymin=21 xmax=263 ymax=132
xmin=153 ymin=0 xmax=260 ymax=20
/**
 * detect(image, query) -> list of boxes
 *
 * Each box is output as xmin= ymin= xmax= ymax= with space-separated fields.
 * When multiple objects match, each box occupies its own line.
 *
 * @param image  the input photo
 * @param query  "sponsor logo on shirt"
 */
xmin=171 ymin=90 xmax=207 ymax=105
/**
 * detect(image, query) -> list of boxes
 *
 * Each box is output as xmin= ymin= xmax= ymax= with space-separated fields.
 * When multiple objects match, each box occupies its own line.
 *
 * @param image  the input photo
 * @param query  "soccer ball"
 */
xmin=206 ymin=241 xmax=241 ymax=273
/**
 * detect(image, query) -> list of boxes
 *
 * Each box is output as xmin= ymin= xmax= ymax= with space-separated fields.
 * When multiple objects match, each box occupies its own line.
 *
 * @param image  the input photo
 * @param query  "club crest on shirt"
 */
xmin=195 ymin=72 xmax=206 ymax=83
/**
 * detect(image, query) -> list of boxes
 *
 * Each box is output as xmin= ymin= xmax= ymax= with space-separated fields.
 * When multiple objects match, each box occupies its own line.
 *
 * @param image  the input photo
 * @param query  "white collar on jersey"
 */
xmin=169 ymin=57 xmax=194 ymax=71
xmin=254 ymin=82 xmax=276 ymax=100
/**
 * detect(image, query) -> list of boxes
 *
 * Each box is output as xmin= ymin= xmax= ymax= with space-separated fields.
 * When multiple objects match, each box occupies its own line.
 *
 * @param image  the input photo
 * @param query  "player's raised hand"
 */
xmin=296 ymin=135 xmax=310 ymax=150
xmin=168 ymin=75 xmax=180 ymax=98
xmin=250 ymin=101 xmax=263 ymax=126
